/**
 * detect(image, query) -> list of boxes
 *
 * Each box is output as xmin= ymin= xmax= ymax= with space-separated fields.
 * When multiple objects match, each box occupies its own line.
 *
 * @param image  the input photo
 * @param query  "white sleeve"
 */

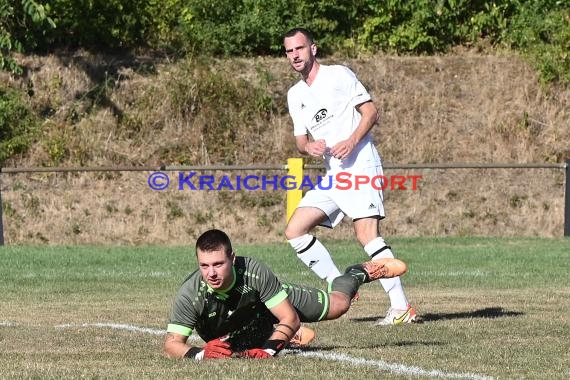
xmin=339 ymin=66 xmax=372 ymax=108
xmin=287 ymin=87 xmax=308 ymax=136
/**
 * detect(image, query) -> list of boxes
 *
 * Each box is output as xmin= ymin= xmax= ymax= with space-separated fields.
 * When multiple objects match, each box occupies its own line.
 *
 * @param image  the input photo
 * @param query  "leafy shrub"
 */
xmin=1 ymin=0 xmax=569 ymax=85
xmin=0 ymin=0 xmax=55 ymax=74
xmin=0 ymin=87 xmax=38 ymax=165
xmin=179 ymin=0 xmax=301 ymax=56
xmin=503 ymin=1 xmax=570 ymax=84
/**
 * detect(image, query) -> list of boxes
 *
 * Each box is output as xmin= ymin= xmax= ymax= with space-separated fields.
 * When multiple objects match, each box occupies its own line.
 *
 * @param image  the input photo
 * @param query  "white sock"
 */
xmin=364 ymin=237 xmax=409 ymax=310
xmin=288 ymin=234 xmax=341 ymax=282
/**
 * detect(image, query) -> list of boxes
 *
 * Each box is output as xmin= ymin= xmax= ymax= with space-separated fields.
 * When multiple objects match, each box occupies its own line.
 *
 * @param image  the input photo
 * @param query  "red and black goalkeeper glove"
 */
xmin=238 ymin=348 xmax=274 ymax=359
xmin=185 ymin=336 xmax=232 ymax=360
xmin=203 ymin=337 xmax=232 ymax=359
xmin=238 ymin=339 xmax=287 ymax=359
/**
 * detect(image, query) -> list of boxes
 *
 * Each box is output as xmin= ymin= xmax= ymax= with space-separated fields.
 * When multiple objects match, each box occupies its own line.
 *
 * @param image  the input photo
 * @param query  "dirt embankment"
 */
xmin=1 ymin=52 xmax=569 ymax=245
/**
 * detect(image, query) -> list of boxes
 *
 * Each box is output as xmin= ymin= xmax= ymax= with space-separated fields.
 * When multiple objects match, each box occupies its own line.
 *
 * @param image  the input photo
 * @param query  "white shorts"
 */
xmin=297 ymin=165 xmax=386 ymax=228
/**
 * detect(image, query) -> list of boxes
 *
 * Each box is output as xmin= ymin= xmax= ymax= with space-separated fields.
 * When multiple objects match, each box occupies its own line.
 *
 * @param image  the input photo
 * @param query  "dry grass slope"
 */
xmin=1 ymin=51 xmax=569 ymax=244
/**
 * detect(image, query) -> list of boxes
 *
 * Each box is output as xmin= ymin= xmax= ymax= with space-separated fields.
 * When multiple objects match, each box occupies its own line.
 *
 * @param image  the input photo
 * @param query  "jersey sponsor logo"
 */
xmin=313 ymin=108 xmax=328 ymax=123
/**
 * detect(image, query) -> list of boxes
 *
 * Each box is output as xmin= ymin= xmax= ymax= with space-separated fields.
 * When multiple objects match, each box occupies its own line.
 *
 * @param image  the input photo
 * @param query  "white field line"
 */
xmin=290 ymin=350 xmax=494 ymax=380
xmin=54 ymin=322 xmax=199 ymax=340
xmin=55 ymin=322 xmax=165 ymax=335
xmin=415 ymin=271 xmax=489 ymax=277
xmin=55 ymin=322 xmax=493 ymax=379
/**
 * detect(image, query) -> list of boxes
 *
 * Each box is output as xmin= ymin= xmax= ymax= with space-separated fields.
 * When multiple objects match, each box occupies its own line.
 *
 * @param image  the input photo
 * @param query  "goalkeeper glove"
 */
xmin=238 ymin=339 xmax=287 ymax=359
xmin=185 ymin=336 xmax=232 ymax=360
xmin=239 ymin=348 xmax=274 ymax=359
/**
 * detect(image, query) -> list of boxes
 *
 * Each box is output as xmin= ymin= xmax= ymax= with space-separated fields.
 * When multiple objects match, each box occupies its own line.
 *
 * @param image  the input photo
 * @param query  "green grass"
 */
xmin=1 ymin=237 xmax=569 ymax=379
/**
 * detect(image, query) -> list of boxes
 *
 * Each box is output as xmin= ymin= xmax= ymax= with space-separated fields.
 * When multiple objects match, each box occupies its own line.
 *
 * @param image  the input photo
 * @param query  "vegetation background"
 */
xmin=1 ymin=0 xmax=569 ymax=244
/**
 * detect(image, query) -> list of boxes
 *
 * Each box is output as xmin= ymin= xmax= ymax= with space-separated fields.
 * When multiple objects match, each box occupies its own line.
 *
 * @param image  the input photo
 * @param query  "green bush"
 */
xmin=503 ymin=1 xmax=570 ymax=84
xmin=0 ymin=0 xmax=55 ymax=74
xmin=2 ymin=0 xmax=180 ymax=52
xmin=1 ymin=0 xmax=569 ymax=85
xmin=175 ymin=0 xmax=569 ymax=85
xmin=36 ymin=0 xmax=152 ymax=49
xmin=178 ymin=0 xmax=301 ymax=56
xmin=356 ymin=0 xmax=516 ymax=54
xmin=0 ymin=87 xmax=39 ymax=165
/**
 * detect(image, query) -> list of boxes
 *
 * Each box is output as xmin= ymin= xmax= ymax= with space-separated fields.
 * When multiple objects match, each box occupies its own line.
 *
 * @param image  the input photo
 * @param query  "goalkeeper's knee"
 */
xmin=330 ymin=274 xmax=359 ymax=299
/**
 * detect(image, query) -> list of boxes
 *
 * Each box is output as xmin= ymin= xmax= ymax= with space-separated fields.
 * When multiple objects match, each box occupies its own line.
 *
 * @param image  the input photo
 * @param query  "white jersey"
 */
xmin=287 ymin=64 xmax=381 ymax=175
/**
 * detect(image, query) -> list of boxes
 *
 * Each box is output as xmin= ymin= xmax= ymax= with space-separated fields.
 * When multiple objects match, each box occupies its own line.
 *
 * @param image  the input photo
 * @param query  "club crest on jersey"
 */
xmin=313 ymin=108 xmax=328 ymax=123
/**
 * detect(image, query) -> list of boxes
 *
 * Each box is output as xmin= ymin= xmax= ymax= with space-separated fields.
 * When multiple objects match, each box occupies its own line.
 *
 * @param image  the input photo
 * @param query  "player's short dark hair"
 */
xmin=284 ymin=27 xmax=314 ymax=44
xmin=195 ymin=229 xmax=233 ymax=256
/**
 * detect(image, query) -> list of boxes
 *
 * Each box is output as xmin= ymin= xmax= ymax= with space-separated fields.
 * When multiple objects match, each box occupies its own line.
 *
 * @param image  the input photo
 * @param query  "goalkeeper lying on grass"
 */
xmin=164 ymin=229 xmax=407 ymax=360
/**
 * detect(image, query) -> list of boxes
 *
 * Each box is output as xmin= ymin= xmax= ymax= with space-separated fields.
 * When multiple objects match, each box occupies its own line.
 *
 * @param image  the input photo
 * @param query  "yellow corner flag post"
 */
xmin=286 ymin=158 xmax=304 ymax=222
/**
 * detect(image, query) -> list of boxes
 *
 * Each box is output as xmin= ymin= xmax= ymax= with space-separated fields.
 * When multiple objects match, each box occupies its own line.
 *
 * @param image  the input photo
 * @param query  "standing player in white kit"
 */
xmin=282 ymin=27 xmax=416 ymax=325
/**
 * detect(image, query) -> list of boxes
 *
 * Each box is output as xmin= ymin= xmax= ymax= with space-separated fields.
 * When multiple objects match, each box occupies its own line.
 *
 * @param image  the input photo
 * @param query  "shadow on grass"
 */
xmin=350 ymin=307 xmax=524 ymax=324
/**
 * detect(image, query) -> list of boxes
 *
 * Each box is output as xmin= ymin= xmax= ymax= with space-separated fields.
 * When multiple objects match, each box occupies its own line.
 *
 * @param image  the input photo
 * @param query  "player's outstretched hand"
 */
xmin=203 ymin=337 xmax=232 ymax=359
xmin=238 ymin=348 xmax=274 ymax=359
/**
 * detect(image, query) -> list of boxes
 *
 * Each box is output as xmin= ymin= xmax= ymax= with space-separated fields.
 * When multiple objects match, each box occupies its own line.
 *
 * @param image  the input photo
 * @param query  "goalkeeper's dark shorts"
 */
xmin=282 ymin=282 xmax=330 ymax=322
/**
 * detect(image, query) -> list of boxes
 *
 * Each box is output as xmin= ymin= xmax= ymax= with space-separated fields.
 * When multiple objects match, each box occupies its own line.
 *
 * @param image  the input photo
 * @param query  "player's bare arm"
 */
xmin=163 ymin=332 xmax=193 ymax=359
xmin=330 ymin=101 xmax=379 ymax=160
xmin=267 ymin=298 xmax=301 ymax=342
xmin=296 ymin=135 xmax=327 ymax=157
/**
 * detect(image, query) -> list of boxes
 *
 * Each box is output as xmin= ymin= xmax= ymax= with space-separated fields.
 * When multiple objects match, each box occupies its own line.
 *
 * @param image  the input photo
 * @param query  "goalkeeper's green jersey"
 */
xmin=166 ymin=256 xmax=328 ymax=350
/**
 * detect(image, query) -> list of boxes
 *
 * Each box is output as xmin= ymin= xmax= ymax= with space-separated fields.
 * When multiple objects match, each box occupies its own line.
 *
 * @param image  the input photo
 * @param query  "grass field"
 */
xmin=1 ymin=237 xmax=569 ymax=379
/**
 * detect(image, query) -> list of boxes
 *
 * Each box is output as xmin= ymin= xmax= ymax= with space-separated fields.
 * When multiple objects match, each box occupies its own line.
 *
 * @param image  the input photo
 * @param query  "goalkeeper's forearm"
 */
xmin=265 ymin=298 xmax=301 ymax=354
xmin=163 ymin=332 xmax=196 ymax=359
xmin=258 ymin=321 xmax=300 ymax=357
xmin=165 ymin=342 xmax=196 ymax=359
xmin=269 ymin=322 xmax=299 ymax=342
